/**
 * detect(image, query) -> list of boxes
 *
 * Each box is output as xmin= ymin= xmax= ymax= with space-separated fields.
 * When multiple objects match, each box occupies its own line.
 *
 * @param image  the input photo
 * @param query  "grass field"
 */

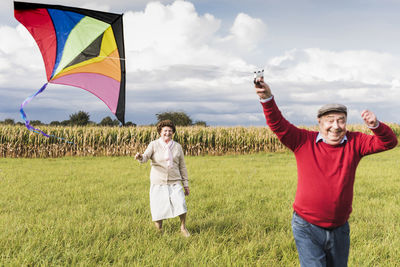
xmin=0 ymin=148 xmax=399 ymax=266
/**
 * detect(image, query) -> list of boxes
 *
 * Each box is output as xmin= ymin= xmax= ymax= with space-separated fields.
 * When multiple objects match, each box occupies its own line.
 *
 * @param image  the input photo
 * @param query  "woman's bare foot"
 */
xmin=179 ymin=213 xmax=189 ymax=237
xmin=180 ymin=227 xmax=190 ymax=237
xmin=154 ymin=220 xmax=163 ymax=232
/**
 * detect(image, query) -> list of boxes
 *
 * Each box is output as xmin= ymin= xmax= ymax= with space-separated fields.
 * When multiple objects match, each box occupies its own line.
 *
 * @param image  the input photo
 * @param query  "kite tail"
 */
xmin=20 ymin=83 xmax=74 ymax=144
xmin=20 ymin=83 xmax=50 ymax=137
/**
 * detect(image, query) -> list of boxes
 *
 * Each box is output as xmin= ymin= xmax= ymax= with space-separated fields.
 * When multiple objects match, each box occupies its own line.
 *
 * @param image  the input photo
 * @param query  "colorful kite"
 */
xmin=14 ymin=1 xmax=126 ymax=135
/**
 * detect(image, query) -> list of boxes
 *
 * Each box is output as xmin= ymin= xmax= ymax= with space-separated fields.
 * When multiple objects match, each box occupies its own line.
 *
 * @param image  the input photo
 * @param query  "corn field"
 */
xmin=0 ymin=124 xmax=399 ymax=158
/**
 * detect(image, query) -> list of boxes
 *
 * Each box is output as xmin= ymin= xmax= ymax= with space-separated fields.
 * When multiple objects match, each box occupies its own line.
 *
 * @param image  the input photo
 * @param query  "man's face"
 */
xmin=318 ymin=112 xmax=347 ymax=145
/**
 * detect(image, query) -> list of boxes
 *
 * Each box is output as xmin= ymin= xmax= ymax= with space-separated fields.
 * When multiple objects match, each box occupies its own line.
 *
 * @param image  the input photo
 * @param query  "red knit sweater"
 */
xmin=262 ymin=98 xmax=398 ymax=228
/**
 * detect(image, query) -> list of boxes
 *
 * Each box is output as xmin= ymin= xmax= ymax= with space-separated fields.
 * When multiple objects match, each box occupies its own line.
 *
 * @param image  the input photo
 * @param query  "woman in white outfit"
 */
xmin=135 ymin=120 xmax=190 ymax=237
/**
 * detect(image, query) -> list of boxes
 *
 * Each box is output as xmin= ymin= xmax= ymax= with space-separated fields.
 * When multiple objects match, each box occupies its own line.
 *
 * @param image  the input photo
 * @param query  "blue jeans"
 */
xmin=291 ymin=212 xmax=350 ymax=267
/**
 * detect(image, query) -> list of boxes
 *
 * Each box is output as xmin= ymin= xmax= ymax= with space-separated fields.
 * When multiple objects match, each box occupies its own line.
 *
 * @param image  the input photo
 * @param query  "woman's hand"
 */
xmin=135 ymin=152 xmax=143 ymax=160
xmin=184 ymin=187 xmax=190 ymax=196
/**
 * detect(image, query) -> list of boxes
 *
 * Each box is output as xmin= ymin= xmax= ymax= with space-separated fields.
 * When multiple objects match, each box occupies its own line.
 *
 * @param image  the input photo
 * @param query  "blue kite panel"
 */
xmin=48 ymin=9 xmax=84 ymax=79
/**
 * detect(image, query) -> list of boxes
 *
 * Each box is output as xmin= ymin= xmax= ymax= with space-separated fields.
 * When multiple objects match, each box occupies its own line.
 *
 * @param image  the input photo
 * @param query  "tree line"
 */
xmin=0 ymin=111 xmax=207 ymax=127
xmin=0 ymin=111 xmax=132 ymax=127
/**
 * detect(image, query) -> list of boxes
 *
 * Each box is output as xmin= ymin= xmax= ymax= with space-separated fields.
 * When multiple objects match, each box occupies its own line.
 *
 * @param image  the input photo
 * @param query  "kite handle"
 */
xmin=20 ymin=83 xmax=74 ymax=144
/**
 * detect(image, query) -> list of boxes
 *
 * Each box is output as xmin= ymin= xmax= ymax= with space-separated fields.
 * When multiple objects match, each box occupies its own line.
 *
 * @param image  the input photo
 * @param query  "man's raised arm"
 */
xmin=254 ymin=76 xmax=307 ymax=152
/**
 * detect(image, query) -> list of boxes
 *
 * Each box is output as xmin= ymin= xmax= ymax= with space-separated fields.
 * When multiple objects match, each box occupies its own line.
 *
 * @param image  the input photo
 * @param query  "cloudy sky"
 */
xmin=1 ymin=0 xmax=399 ymax=126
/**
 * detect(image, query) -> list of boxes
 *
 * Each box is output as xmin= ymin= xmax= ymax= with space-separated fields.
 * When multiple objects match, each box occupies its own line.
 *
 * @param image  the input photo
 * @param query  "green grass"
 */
xmin=0 ymin=148 xmax=399 ymax=266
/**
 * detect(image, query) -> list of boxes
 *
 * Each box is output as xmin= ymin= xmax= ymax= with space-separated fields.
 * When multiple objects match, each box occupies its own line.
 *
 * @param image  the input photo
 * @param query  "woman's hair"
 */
xmin=157 ymin=120 xmax=176 ymax=134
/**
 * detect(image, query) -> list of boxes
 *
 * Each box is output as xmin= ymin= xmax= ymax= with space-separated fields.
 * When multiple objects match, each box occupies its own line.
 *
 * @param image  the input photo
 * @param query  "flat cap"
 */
xmin=317 ymin=103 xmax=347 ymax=117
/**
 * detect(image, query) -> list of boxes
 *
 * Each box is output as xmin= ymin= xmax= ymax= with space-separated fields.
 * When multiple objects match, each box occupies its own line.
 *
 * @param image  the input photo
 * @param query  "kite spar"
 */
xmin=14 ymin=1 xmax=126 ymax=135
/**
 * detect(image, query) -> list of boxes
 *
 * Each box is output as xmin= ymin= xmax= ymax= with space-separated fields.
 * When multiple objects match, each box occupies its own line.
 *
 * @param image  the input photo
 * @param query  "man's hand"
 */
xmin=254 ymin=76 xmax=272 ymax=99
xmin=135 ymin=152 xmax=143 ymax=160
xmin=361 ymin=110 xmax=378 ymax=128
xmin=184 ymin=187 xmax=190 ymax=196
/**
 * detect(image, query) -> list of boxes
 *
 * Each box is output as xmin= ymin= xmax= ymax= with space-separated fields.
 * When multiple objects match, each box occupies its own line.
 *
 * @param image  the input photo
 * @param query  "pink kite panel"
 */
xmin=51 ymin=73 xmax=120 ymax=113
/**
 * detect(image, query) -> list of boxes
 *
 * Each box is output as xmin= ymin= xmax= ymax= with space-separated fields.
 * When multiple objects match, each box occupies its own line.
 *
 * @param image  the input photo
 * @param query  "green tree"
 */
xmin=3 ymin=118 xmax=15 ymax=125
xmin=61 ymin=120 xmax=70 ymax=126
xmin=99 ymin=116 xmax=120 ymax=126
xmin=49 ymin=121 xmax=61 ymax=126
xmin=124 ymin=121 xmax=136 ymax=127
xmin=69 ymin=111 xmax=90 ymax=126
xmin=156 ymin=111 xmax=193 ymax=126
xmin=30 ymin=120 xmax=43 ymax=126
xmin=193 ymin=120 xmax=207 ymax=127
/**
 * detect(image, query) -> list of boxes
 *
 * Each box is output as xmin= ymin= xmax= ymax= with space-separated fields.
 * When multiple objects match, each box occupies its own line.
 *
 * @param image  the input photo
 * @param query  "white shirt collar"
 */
xmin=316 ymin=133 xmax=347 ymax=144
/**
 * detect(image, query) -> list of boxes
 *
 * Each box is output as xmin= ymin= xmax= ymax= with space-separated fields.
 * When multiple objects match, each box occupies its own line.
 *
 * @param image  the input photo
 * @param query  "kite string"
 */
xmin=20 ymin=83 xmax=74 ymax=144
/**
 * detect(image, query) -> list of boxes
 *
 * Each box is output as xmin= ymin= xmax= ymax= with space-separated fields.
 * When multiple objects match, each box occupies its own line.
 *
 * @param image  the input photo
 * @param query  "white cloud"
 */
xmin=261 ymin=48 xmax=400 ymax=124
xmin=267 ymin=48 xmax=400 ymax=85
xmin=224 ymin=13 xmax=267 ymax=51
xmin=123 ymin=1 xmax=223 ymax=71
xmin=123 ymin=1 xmax=263 ymax=73
xmin=81 ymin=3 xmax=111 ymax=12
xmin=0 ymin=27 xmax=46 ymax=92
xmin=0 ymin=25 xmax=40 ymax=59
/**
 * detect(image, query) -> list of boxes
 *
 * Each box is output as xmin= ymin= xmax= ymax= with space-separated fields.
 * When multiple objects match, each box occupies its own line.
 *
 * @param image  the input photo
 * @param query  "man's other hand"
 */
xmin=361 ymin=110 xmax=378 ymax=128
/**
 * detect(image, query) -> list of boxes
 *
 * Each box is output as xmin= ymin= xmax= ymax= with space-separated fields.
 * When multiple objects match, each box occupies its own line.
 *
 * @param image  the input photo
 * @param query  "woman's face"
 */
xmin=160 ymin=126 xmax=174 ymax=142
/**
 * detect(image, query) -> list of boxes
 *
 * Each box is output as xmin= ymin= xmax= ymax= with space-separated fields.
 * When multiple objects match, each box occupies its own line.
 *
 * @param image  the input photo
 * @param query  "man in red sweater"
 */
xmin=255 ymin=76 xmax=398 ymax=266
